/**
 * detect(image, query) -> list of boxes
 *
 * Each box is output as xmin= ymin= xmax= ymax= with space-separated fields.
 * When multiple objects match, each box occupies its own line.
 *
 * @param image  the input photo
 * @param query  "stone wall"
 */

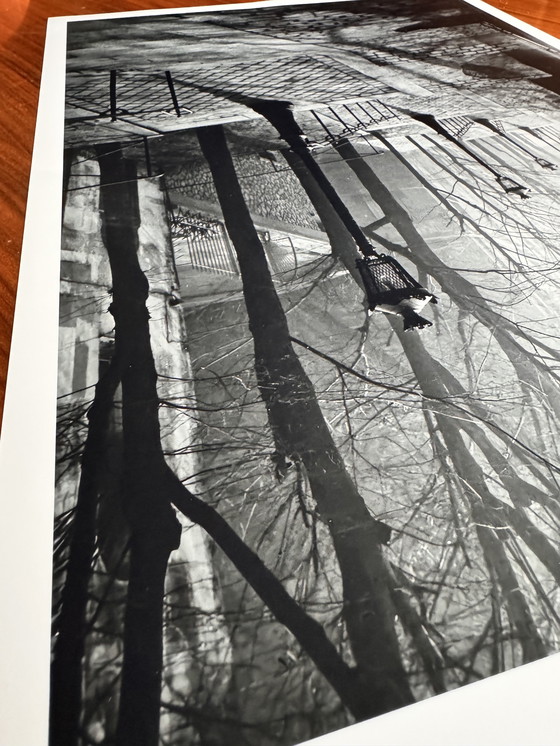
xmin=167 ymin=151 xmax=323 ymax=232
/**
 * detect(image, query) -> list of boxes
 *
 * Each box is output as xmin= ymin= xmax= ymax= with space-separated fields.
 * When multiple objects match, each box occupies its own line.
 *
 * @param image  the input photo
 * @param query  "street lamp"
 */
xmin=403 ymin=111 xmax=530 ymax=199
xmin=356 ymin=255 xmax=437 ymax=331
xmin=474 ymin=118 xmax=557 ymax=171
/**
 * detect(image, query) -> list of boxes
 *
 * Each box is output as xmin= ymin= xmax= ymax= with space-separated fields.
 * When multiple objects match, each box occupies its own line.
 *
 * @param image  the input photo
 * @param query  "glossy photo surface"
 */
xmin=17 ymin=1 xmax=560 ymax=744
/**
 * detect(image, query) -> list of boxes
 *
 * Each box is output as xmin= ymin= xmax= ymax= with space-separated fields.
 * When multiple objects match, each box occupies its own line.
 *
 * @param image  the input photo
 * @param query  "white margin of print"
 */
xmin=1 ymin=2 xmax=559 ymax=745
xmin=0 ymin=16 xmax=67 ymax=746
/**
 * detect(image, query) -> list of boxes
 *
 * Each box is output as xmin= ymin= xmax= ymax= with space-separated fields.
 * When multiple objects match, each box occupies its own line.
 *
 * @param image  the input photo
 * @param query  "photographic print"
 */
xmin=46 ymin=0 xmax=560 ymax=743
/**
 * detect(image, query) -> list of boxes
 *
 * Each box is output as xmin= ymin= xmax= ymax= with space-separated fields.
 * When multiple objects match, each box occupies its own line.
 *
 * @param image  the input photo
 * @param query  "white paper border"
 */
xmin=2 ymin=2 xmax=560 ymax=745
xmin=0 ymin=16 xmax=67 ymax=746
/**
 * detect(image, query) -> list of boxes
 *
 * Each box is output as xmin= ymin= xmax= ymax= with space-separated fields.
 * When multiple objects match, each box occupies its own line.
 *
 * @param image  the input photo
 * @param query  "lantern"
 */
xmin=357 ymin=255 xmax=437 ymax=331
xmin=496 ymin=175 xmax=530 ymax=198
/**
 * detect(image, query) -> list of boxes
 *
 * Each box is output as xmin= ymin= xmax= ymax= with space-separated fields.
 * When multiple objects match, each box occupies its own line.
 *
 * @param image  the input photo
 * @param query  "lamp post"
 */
xmin=474 ymin=118 xmax=557 ymax=171
xmin=405 ymin=111 xmax=530 ymax=198
xmin=169 ymin=85 xmax=437 ymax=330
xmin=238 ymin=99 xmax=437 ymax=330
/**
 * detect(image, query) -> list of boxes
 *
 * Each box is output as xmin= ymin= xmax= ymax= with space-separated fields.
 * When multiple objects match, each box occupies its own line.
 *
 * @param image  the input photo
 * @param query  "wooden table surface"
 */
xmin=0 ymin=0 xmax=559 ymax=430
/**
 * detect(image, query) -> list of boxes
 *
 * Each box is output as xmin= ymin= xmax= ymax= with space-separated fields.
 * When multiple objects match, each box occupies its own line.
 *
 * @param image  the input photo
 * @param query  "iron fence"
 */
xmin=65 ymin=54 xmax=394 ymax=144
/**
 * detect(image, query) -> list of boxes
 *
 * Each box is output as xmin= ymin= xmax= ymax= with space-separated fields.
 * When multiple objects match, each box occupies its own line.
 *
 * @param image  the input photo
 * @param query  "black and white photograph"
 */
xmin=22 ymin=0 xmax=560 ymax=743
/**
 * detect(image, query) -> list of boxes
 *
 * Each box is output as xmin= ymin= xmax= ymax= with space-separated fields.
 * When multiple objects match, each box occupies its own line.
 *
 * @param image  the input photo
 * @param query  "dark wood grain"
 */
xmin=0 ymin=0 xmax=559 ymax=429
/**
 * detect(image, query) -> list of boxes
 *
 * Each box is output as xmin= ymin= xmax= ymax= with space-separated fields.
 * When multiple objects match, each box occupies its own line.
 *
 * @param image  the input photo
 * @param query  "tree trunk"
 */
xmin=418 ymin=355 xmax=559 ymax=510
xmin=80 ymin=145 xmax=394 ymax=729
xmin=96 ymin=145 xmax=182 ymax=746
xmin=393 ymin=324 xmax=548 ymax=662
xmin=475 ymin=521 xmax=547 ymax=663
xmin=50 ymin=356 xmax=122 ymax=746
xmin=369 ymin=133 xmax=560 ymax=417
xmin=164 ymin=472 xmax=370 ymax=720
xmin=281 ymin=148 xmax=366 ymax=289
xmin=387 ymin=563 xmax=447 ymax=694
xmin=332 ymin=136 xmax=560 ymax=504
xmin=115 ymin=530 xmax=178 ymax=746
xmin=397 ymin=327 xmax=560 ymax=582
xmin=197 ymin=123 xmax=414 ymax=717
xmin=246 ymin=99 xmax=376 ymax=258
